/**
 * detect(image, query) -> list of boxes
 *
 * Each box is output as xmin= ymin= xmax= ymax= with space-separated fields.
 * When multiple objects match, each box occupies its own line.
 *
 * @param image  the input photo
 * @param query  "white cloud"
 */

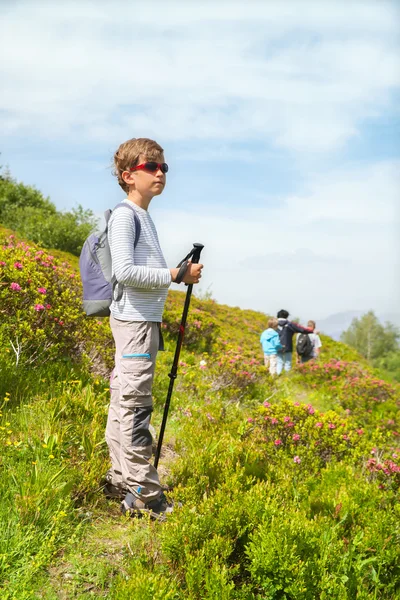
xmin=283 ymin=160 xmax=400 ymax=227
xmin=154 ymin=158 xmax=400 ymax=317
xmin=0 ymin=0 xmax=399 ymax=152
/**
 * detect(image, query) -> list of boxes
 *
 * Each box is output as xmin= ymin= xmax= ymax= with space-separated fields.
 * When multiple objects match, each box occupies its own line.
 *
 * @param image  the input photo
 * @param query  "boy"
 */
xmin=260 ymin=318 xmax=282 ymax=376
xmin=104 ymin=138 xmax=203 ymax=519
xmin=276 ymin=309 xmax=313 ymax=375
xmin=296 ymin=320 xmax=322 ymax=363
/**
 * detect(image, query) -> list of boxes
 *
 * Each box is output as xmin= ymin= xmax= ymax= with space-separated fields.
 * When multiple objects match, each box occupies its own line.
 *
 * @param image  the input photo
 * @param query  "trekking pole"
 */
xmin=154 ymin=243 xmax=204 ymax=469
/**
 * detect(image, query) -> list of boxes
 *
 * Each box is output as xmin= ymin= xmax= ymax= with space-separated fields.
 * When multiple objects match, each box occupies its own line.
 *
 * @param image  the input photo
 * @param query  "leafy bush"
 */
xmin=0 ymin=230 xmax=112 ymax=375
xmin=0 ymin=170 xmax=97 ymax=255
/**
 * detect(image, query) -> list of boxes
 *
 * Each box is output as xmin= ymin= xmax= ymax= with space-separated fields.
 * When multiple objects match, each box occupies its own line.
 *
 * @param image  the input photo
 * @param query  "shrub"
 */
xmin=0 ymin=170 xmax=97 ymax=256
xmin=0 ymin=232 xmax=113 ymax=373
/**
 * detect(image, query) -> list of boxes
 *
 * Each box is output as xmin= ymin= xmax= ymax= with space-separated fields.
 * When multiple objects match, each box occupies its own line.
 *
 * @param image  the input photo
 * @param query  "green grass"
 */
xmin=1 ymin=348 xmax=399 ymax=599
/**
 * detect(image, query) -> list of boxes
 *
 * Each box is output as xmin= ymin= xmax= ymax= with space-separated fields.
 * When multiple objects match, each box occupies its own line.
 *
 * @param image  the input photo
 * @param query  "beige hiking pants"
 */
xmin=105 ymin=316 xmax=162 ymax=503
xmin=264 ymin=354 xmax=278 ymax=376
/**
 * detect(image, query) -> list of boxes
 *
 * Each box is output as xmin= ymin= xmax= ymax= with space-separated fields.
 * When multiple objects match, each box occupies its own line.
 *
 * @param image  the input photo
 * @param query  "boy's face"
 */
xmin=123 ymin=153 xmax=166 ymax=198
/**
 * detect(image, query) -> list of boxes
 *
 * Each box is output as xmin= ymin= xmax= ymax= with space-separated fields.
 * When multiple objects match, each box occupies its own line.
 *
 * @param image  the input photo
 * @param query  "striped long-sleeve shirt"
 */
xmin=108 ymin=199 xmax=171 ymax=322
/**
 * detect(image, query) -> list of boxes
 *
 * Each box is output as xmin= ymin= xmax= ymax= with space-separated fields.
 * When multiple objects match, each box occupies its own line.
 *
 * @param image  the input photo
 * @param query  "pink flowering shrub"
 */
xmin=204 ymin=345 xmax=265 ymax=400
xmin=365 ymin=456 xmax=400 ymax=492
xmin=294 ymin=359 xmax=399 ymax=431
xmin=236 ymin=398 xmax=400 ymax=482
xmin=163 ymin=293 xmax=221 ymax=352
xmin=0 ymin=231 xmax=113 ymax=371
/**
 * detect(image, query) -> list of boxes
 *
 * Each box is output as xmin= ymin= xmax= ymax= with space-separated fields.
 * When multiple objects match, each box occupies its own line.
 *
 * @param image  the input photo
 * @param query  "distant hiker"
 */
xmin=103 ymin=137 xmax=203 ymax=520
xmin=276 ymin=309 xmax=313 ymax=375
xmin=260 ymin=318 xmax=282 ymax=376
xmin=296 ymin=320 xmax=322 ymax=363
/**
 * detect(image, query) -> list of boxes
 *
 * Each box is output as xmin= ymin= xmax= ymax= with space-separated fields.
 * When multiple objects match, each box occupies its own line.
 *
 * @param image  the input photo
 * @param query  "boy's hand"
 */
xmin=170 ymin=261 xmax=203 ymax=284
xmin=183 ymin=261 xmax=203 ymax=284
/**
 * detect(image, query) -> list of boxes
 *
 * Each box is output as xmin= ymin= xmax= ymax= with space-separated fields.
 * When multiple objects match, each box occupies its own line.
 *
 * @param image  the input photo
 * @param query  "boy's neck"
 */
xmin=126 ymin=190 xmax=153 ymax=211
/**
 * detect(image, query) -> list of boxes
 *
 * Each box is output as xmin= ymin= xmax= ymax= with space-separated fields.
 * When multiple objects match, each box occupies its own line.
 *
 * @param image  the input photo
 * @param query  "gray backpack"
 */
xmin=79 ymin=203 xmax=141 ymax=317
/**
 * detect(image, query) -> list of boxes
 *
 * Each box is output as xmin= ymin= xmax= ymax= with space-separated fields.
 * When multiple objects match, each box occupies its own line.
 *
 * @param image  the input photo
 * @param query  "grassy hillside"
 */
xmin=0 ymin=227 xmax=399 ymax=600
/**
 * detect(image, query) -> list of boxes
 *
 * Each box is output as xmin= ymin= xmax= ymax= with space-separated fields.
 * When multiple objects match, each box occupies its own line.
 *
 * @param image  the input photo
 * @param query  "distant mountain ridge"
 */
xmin=317 ymin=310 xmax=400 ymax=340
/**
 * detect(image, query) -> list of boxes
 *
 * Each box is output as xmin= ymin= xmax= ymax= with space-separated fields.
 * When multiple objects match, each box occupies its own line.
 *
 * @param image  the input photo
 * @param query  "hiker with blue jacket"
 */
xmin=260 ymin=318 xmax=282 ymax=376
xmin=276 ymin=309 xmax=313 ymax=375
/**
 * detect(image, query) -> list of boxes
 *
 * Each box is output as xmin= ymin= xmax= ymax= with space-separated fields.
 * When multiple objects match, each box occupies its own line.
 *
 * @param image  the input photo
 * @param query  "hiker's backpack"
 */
xmin=277 ymin=323 xmax=288 ymax=350
xmin=79 ymin=203 xmax=141 ymax=317
xmin=296 ymin=333 xmax=313 ymax=357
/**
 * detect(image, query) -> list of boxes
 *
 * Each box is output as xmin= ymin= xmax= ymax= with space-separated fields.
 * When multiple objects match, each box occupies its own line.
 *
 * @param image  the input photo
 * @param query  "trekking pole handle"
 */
xmin=190 ymin=243 xmax=204 ymax=265
xmin=179 ymin=243 xmax=204 ymax=286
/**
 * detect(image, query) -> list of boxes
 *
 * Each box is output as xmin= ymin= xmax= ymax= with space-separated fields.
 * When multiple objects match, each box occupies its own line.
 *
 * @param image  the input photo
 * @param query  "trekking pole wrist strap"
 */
xmin=175 ymin=260 xmax=189 ymax=284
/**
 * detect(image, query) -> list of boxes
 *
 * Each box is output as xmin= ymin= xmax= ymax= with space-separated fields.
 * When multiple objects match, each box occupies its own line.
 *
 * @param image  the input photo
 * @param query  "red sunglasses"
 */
xmin=129 ymin=162 xmax=169 ymax=174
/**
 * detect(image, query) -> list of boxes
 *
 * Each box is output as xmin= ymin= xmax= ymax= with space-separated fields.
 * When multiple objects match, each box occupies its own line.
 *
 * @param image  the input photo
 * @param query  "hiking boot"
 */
xmin=120 ymin=491 xmax=173 ymax=522
xmin=100 ymin=471 xmax=127 ymax=500
xmin=103 ymin=481 xmax=127 ymax=500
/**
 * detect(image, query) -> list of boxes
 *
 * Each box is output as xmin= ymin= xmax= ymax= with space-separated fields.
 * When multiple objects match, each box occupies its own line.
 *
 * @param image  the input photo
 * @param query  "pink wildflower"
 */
xmin=271 ymin=418 xmax=279 ymax=425
xmin=45 ymin=304 xmax=51 ymax=309
xmin=356 ymin=429 xmax=364 ymax=435
xmin=34 ymin=304 xmax=45 ymax=311
xmin=283 ymin=416 xmax=290 ymax=422
xmin=293 ymin=402 xmax=300 ymax=406
xmin=293 ymin=434 xmax=300 ymax=441
xmin=328 ymin=423 xmax=336 ymax=430
xmin=14 ymin=262 xmax=23 ymax=270
xmin=263 ymin=401 xmax=270 ymax=407
xmin=315 ymin=422 xmax=323 ymax=428
xmin=0 ymin=261 xmax=6 ymax=266
xmin=274 ymin=439 xmax=282 ymax=446
xmin=307 ymin=405 xmax=315 ymax=415
xmin=37 ymin=287 xmax=47 ymax=294
xmin=10 ymin=282 xmax=21 ymax=291
xmin=293 ymin=455 xmax=301 ymax=464
xmin=247 ymin=418 xmax=254 ymax=423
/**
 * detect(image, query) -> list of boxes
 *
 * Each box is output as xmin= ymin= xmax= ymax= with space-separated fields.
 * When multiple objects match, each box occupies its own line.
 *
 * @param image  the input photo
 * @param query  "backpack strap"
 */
xmin=110 ymin=202 xmax=142 ymax=302
xmin=107 ymin=202 xmax=141 ymax=248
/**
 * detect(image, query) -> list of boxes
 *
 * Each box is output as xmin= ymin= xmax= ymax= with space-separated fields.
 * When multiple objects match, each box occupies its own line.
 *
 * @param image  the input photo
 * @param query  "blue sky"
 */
xmin=1 ymin=0 xmax=399 ymax=322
